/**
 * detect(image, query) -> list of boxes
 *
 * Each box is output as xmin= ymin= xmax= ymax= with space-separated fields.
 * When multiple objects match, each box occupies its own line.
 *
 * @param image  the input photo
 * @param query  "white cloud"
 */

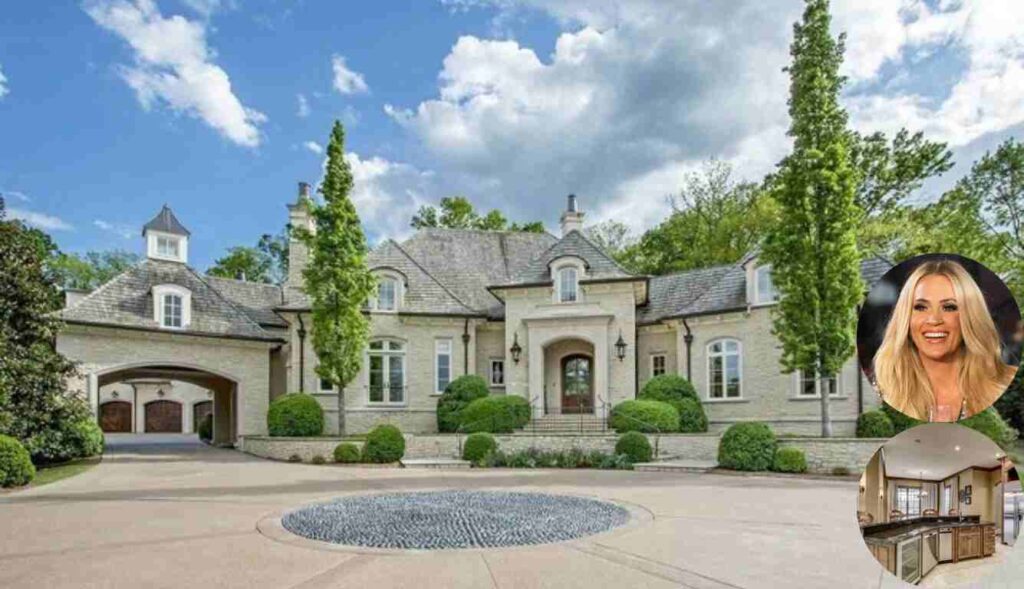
xmin=85 ymin=0 xmax=266 ymax=147
xmin=296 ymin=93 xmax=310 ymax=117
xmin=331 ymin=54 xmax=368 ymax=94
xmin=0 ymin=63 xmax=8 ymax=99
xmin=0 ymin=189 xmax=30 ymax=202
xmin=303 ymin=140 xmax=323 ymax=155
xmin=8 ymin=208 xmax=73 ymax=231
xmin=181 ymin=0 xmax=234 ymax=19
xmin=344 ymin=152 xmax=435 ymax=242
xmin=93 ymin=219 xmax=135 ymax=239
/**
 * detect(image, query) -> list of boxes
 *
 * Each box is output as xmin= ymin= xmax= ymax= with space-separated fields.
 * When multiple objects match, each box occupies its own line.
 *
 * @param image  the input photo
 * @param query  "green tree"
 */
xmin=584 ymin=220 xmax=635 ymax=260
xmin=761 ymin=0 xmax=862 ymax=438
xmin=207 ymin=246 xmax=273 ymax=282
xmin=49 ymin=250 xmax=140 ymax=290
xmin=257 ymin=229 xmax=289 ymax=285
xmin=411 ymin=196 xmax=544 ymax=233
xmin=301 ymin=122 xmax=377 ymax=434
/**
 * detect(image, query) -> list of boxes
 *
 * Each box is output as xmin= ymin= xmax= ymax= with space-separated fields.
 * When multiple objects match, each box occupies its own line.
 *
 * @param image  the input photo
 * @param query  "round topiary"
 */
xmin=718 ymin=422 xmax=777 ymax=471
xmin=615 ymin=431 xmax=653 ymax=463
xmin=961 ymin=408 xmax=1017 ymax=449
xmin=772 ymin=446 xmax=807 ymax=473
xmin=437 ymin=375 xmax=490 ymax=433
xmin=0 ymin=435 xmax=36 ymax=488
xmin=458 ymin=395 xmax=531 ymax=433
xmin=267 ymin=393 xmax=324 ymax=437
xmin=608 ymin=399 xmax=679 ymax=433
xmin=856 ymin=410 xmax=895 ymax=438
xmin=333 ymin=442 xmax=361 ymax=463
xmin=362 ymin=424 xmax=406 ymax=463
xmin=641 ymin=374 xmax=698 ymax=405
xmin=462 ymin=432 xmax=498 ymax=463
xmin=198 ymin=413 xmax=213 ymax=442
xmin=676 ymin=397 xmax=709 ymax=433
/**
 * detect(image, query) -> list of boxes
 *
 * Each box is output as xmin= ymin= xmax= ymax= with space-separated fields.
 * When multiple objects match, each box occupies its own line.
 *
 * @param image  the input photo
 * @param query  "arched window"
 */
xmin=163 ymin=294 xmax=183 ymax=328
xmin=152 ymin=284 xmax=191 ymax=329
xmin=377 ymin=276 xmax=398 ymax=311
xmin=558 ymin=267 xmax=578 ymax=303
xmin=707 ymin=339 xmax=741 ymax=399
xmin=368 ymin=339 xmax=405 ymax=404
xmin=754 ymin=265 xmax=777 ymax=304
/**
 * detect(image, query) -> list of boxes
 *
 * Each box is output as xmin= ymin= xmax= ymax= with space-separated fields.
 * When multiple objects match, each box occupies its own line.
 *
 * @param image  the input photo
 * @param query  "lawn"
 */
xmin=31 ymin=456 xmax=102 ymax=488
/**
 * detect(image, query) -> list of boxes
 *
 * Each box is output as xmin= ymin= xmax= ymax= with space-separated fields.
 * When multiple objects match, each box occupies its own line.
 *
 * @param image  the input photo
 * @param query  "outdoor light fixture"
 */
xmin=615 ymin=331 xmax=627 ymax=361
xmin=510 ymin=333 xmax=522 ymax=364
xmin=111 ymin=391 xmax=119 ymax=399
xmin=157 ymin=389 xmax=165 ymax=398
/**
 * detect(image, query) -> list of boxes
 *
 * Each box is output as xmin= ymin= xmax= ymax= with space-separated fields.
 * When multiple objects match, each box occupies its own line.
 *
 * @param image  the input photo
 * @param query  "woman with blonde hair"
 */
xmin=873 ymin=259 xmax=1017 ymax=421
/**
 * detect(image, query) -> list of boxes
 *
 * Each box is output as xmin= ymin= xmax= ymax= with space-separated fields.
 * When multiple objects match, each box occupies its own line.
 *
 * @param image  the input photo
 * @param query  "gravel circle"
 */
xmin=281 ymin=490 xmax=631 ymax=550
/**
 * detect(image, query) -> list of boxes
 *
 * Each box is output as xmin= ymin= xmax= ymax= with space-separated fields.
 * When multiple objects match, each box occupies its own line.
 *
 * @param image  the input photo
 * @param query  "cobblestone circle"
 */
xmin=281 ymin=490 xmax=631 ymax=549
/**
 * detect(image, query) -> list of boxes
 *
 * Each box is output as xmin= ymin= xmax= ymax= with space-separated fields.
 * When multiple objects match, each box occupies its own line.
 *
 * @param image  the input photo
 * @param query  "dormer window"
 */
xmin=163 ymin=293 xmax=183 ymax=328
xmin=754 ymin=265 xmax=777 ymax=304
xmin=558 ymin=267 xmax=578 ymax=303
xmin=153 ymin=284 xmax=191 ymax=329
xmin=157 ymin=236 xmax=180 ymax=259
xmin=371 ymin=272 xmax=403 ymax=312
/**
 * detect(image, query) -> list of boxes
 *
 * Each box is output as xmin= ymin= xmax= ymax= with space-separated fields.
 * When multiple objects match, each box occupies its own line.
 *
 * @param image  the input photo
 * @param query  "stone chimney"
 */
xmin=559 ymin=194 xmax=584 ymax=236
xmin=285 ymin=182 xmax=316 ymax=301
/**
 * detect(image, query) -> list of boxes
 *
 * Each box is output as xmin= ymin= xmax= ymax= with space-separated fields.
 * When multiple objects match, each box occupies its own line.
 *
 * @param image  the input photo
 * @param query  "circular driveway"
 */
xmin=0 ymin=435 xmax=1019 ymax=588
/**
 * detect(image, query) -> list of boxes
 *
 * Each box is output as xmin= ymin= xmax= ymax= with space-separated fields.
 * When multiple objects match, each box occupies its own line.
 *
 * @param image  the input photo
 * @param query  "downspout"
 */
xmin=296 ymin=313 xmax=307 ymax=393
xmin=462 ymin=318 xmax=471 ymax=375
xmin=682 ymin=318 xmax=694 ymax=381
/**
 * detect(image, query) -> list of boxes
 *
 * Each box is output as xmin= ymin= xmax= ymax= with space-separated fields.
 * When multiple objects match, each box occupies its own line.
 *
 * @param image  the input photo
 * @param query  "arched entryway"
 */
xmin=543 ymin=338 xmax=597 ymax=415
xmin=99 ymin=400 xmax=132 ymax=433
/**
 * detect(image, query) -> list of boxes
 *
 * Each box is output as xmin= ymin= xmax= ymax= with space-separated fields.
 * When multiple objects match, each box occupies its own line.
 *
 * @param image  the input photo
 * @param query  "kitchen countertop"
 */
xmin=862 ymin=517 xmax=990 ymax=546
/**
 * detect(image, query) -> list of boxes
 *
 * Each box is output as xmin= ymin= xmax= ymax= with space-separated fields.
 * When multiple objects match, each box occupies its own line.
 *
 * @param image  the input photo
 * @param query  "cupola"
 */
xmin=143 ymin=205 xmax=190 ymax=263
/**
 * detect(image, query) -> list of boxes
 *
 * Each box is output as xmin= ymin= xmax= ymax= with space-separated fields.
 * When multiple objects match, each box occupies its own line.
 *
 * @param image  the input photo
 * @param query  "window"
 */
xmin=558 ymin=267 xmax=578 ymax=303
xmin=435 ymin=339 xmax=452 ymax=394
xmin=162 ymin=294 xmax=183 ymax=328
xmin=754 ymin=265 xmax=777 ymax=304
xmin=368 ymin=340 xmax=404 ymax=404
xmin=651 ymin=354 xmax=666 ymax=377
xmin=896 ymin=486 xmax=922 ymax=517
xmin=797 ymin=371 xmax=839 ymax=397
xmin=490 ymin=359 xmax=505 ymax=386
xmin=377 ymin=277 xmax=397 ymax=311
xmin=319 ymin=376 xmax=333 ymax=392
xmin=707 ymin=339 xmax=741 ymax=399
xmin=943 ymin=485 xmax=952 ymax=514
xmin=157 ymin=236 xmax=180 ymax=259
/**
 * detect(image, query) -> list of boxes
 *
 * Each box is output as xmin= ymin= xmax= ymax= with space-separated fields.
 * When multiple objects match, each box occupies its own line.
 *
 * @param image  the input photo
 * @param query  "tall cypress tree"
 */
xmin=762 ymin=0 xmax=862 ymax=437
xmin=302 ymin=122 xmax=376 ymax=434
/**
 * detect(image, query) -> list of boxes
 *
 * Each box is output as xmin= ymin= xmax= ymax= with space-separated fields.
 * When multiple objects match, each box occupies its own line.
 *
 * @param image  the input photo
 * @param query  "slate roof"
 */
xmin=142 ymin=205 xmax=190 ymax=236
xmin=60 ymin=259 xmax=282 ymax=341
xmin=366 ymin=239 xmax=479 ymax=315
xmin=202 ymin=276 xmax=288 ymax=327
xmin=504 ymin=230 xmax=636 ymax=286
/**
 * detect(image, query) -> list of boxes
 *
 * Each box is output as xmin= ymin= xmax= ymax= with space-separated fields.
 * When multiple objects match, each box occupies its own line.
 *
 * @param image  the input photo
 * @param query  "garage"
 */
xmin=145 ymin=400 xmax=183 ymax=433
xmin=100 ymin=401 xmax=132 ymax=433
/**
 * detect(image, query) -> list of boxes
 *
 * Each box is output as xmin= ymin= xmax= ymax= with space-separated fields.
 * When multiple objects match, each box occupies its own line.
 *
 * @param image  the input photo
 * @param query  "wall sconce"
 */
xmin=615 ymin=331 xmax=627 ymax=361
xmin=111 ymin=391 xmax=119 ymax=399
xmin=510 ymin=333 xmax=522 ymax=364
xmin=157 ymin=389 xmax=165 ymax=398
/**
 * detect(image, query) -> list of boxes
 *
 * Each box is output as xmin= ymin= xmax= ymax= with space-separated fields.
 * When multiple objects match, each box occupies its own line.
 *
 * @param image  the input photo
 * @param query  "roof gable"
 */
xmin=366 ymin=239 xmax=479 ymax=315
xmin=505 ymin=229 xmax=635 ymax=286
xmin=142 ymin=205 xmax=190 ymax=236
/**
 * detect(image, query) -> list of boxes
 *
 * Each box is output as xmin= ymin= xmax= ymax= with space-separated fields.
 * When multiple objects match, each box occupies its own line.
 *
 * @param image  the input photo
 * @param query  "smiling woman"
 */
xmin=862 ymin=256 xmax=1020 ymax=422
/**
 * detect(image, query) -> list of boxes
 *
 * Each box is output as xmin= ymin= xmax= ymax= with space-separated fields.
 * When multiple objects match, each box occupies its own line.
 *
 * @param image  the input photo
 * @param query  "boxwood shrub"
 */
xmin=362 ymin=424 xmax=405 ymax=463
xmin=856 ymin=410 xmax=895 ymax=438
xmin=609 ymin=399 xmax=679 ymax=433
xmin=267 ymin=393 xmax=324 ymax=437
xmin=458 ymin=395 xmax=531 ymax=433
xmin=437 ymin=375 xmax=490 ymax=433
xmin=615 ymin=431 xmax=653 ymax=463
xmin=0 ymin=435 xmax=36 ymax=488
xmin=961 ymin=408 xmax=1018 ymax=449
xmin=772 ymin=446 xmax=807 ymax=473
xmin=462 ymin=432 xmax=498 ymax=464
xmin=640 ymin=374 xmax=698 ymax=404
xmin=676 ymin=397 xmax=709 ymax=433
xmin=717 ymin=422 xmax=777 ymax=471
xmin=333 ymin=442 xmax=361 ymax=463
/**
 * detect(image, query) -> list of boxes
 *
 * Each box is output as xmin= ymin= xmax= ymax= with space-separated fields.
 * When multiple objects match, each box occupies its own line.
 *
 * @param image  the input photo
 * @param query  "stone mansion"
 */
xmin=56 ymin=184 xmax=888 ymax=443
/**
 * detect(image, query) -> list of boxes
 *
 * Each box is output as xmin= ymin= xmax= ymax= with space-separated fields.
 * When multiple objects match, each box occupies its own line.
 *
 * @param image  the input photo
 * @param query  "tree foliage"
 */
xmin=584 ymin=220 xmax=635 ymax=261
xmin=411 ymin=196 xmax=544 ymax=233
xmin=208 ymin=228 xmax=289 ymax=284
xmin=49 ymin=250 xmax=140 ymax=290
xmin=301 ymin=121 xmax=377 ymax=434
xmin=761 ymin=0 xmax=862 ymax=437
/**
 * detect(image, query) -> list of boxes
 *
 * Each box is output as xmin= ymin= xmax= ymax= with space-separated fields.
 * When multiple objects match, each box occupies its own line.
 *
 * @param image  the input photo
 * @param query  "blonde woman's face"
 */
xmin=909 ymin=274 xmax=963 ymax=362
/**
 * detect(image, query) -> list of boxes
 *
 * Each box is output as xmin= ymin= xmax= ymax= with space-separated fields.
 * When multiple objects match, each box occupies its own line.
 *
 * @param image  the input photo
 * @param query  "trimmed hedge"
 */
xmin=198 ymin=414 xmax=213 ymax=442
xmin=333 ymin=442 xmax=361 ymax=463
xmin=676 ymin=397 xmax=709 ymax=433
xmin=0 ymin=435 xmax=35 ymax=488
xmin=856 ymin=410 xmax=895 ymax=438
xmin=458 ymin=395 xmax=531 ymax=433
xmin=267 ymin=393 xmax=324 ymax=437
xmin=640 ymin=374 xmax=698 ymax=404
xmin=718 ymin=422 xmax=777 ymax=471
xmin=609 ymin=399 xmax=679 ymax=433
xmin=772 ymin=446 xmax=808 ymax=473
xmin=615 ymin=432 xmax=653 ymax=463
xmin=462 ymin=432 xmax=498 ymax=463
xmin=24 ymin=418 xmax=106 ymax=464
xmin=961 ymin=408 xmax=1018 ymax=449
xmin=482 ymin=448 xmax=632 ymax=470
xmin=362 ymin=424 xmax=405 ymax=463
xmin=437 ymin=375 xmax=490 ymax=433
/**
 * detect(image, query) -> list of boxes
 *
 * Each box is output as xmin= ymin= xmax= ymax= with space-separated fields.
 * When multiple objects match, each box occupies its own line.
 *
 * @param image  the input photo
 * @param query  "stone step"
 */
xmin=401 ymin=458 xmax=471 ymax=469
xmin=633 ymin=460 xmax=718 ymax=473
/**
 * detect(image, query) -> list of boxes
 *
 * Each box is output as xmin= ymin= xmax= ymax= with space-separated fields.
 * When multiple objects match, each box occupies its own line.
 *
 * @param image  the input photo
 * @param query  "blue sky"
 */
xmin=2 ymin=1 xmax=1023 ymax=271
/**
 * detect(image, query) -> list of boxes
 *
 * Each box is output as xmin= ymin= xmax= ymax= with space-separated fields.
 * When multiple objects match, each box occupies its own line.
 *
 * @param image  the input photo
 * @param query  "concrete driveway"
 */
xmin=0 ymin=438 xmax=1020 ymax=589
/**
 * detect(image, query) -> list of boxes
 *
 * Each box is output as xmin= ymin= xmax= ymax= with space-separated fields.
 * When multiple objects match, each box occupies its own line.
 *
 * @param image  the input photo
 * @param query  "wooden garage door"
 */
xmin=193 ymin=401 xmax=212 ymax=432
xmin=100 ymin=401 xmax=132 ymax=433
xmin=145 ymin=400 xmax=182 ymax=433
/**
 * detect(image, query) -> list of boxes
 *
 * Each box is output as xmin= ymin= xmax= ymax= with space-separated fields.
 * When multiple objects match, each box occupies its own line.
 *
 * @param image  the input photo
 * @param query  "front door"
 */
xmin=561 ymin=355 xmax=593 ymax=414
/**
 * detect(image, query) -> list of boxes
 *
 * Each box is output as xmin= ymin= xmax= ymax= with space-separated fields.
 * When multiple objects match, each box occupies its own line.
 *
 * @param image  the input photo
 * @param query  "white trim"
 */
xmin=370 ymin=271 xmax=403 ymax=313
xmin=650 ymin=353 xmax=667 ymax=377
xmin=706 ymin=338 xmax=742 ymax=400
xmin=152 ymin=284 xmax=191 ymax=329
xmin=753 ymin=264 xmax=778 ymax=306
xmin=551 ymin=258 xmax=585 ymax=304
xmin=489 ymin=358 xmax=505 ymax=387
xmin=366 ymin=338 xmax=407 ymax=406
xmin=434 ymin=337 xmax=452 ymax=394
xmin=146 ymin=230 xmax=188 ymax=263
xmin=792 ymin=369 xmax=842 ymax=399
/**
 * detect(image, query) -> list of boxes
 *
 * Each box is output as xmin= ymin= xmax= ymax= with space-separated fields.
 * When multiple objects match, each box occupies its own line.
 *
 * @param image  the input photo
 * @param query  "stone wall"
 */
xmin=241 ymin=436 xmax=363 ymax=462
xmin=777 ymin=437 xmax=885 ymax=474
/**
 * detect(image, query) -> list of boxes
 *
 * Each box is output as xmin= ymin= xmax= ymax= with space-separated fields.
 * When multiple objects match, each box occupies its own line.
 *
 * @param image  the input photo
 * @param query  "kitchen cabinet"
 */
xmin=957 ymin=527 xmax=982 ymax=560
xmin=871 ymin=544 xmax=895 ymax=574
xmin=983 ymin=525 xmax=995 ymax=556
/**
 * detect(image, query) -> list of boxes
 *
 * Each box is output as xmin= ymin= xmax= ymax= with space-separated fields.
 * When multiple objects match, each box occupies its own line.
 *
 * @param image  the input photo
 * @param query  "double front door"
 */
xmin=561 ymin=354 xmax=593 ymax=414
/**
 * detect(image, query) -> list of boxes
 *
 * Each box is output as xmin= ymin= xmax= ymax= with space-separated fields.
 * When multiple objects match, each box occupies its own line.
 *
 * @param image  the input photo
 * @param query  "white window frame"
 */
xmin=367 ymin=339 xmax=406 ymax=405
xmin=794 ymin=370 xmax=841 ymax=398
xmin=152 ymin=284 xmax=191 ymax=329
xmin=651 ymin=354 xmax=667 ymax=377
xmin=146 ymin=230 xmax=188 ymax=263
xmin=434 ymin=338 xmax=453 ymax=395
xmin=489 ymin=358 xmax=505 ymax=387
xmin=706 ymin=338 xmax=742 ymax=400
xmin=754 ymin=265 xmax=778 ymax=305
xmin=318 ymin=372 xmax=334 ymax=393
xmin=558 ymin=267 xmax=579 ymax=303
xmin=896 ymin=486 xmax=922 ymax=517
xmin=551 ymin=258 xmax=585 ymax=304
xmin=371 ymin=271 xmax=403 ymax=312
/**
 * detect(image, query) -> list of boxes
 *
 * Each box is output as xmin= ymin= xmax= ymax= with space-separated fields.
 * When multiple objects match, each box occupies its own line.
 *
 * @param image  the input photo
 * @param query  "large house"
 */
xmin=57 ymin=184 xmax=887 ymax=444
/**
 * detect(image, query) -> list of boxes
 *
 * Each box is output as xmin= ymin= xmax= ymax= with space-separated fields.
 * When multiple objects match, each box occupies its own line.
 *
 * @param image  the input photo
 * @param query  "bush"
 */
xmin=267 ymin=393 xmax=324 ymax=437
xmin=198 ymin=414 xmax=213 ymax=442
xmin=615 ymin=432 xmax=653 ymax=463
xmin=772 ymin=446 xmax=807 ymax=473
xmin=310 ymin=455 xmax=326 ymax=465
xmin=462 ymin=433 xmax=498 ymax=463
xmin=458 ymin=395 xmax=531 ymax=433
xmin=333 ymin=442 xmax=361 ymax=463
xmin=23 ymin=418 xmax=105 ymax=464
xmin=961 ymin=408 xmax=1018 ymax=449
xmin=0 ymin=435 xmax=35 ymax=488
xmin=676 ymin=397 xmax=709 ymax=433
xmin=609 ymin=399 xmax=679 ymax=433
xmin=856 ymin=410 xmax=895 ymax=438
xmin=718 ymin=422 xmax=777 ymax=471
xmin=881 ymin=403 xmax=923 ymax=434
xmin=640 ymin=374 xmax=698 ymax=405
xmin=362 ymin=424 xmax=405 ymax=463
xmin=481 ymin=448 xmax=631 ymax=470
xmin=437 ymin=375 xmax=490 ymax=433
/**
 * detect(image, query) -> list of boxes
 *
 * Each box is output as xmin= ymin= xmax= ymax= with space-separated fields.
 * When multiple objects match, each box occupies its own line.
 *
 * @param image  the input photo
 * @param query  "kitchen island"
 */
xmin=862 ymin=517 xmax=996 ymax=584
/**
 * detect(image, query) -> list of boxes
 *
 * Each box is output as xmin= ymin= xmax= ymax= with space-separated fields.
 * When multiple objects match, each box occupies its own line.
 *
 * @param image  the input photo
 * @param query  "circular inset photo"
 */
xmin=857 ymin=253 xmax=1021 ymax=422
xmin=857 ymin=423 xmax=1021 ymax=586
